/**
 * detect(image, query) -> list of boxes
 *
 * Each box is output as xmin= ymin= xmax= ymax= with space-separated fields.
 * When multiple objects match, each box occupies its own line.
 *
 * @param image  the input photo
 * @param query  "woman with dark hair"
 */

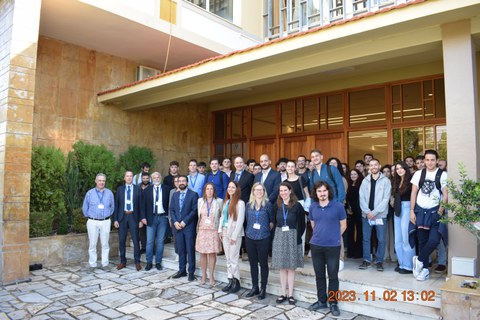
xmin=244 ymin=183 xmax=273 ymax=300
xmin=218 ymin=181 xmax=245 ymax=293
xmin=392 ymin=161 xmax=415 ymax=274
xmin=345 ymin=169 xmax=364 ymax=259
xmin=272 ymin=182 xmax=305 ymax=305
xmin=382 ymin=164 xmax=397 ymax=263
xmin=195 ymin=183 xmax=223 ymax=286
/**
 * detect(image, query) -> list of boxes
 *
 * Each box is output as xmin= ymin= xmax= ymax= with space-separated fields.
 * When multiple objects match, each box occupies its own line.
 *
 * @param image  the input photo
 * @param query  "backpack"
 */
xmin=418 ymin=168 xmax=444 ymax=197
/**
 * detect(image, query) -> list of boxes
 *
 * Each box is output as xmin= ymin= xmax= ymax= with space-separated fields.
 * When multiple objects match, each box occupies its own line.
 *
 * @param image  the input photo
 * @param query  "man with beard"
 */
xmin=138 ymin=172 xmax=150 ymax=255
xmin=276 ymin=157 xmax=288 ymax=181
xmin=254 ymin=154 xmax=281 ymax=204
xmin=404 ymin=156 xmax=416 ymax=174
xmin=169 ymin=175 xmax=199 ymax=281
xmin=415 ymin=155 xmax=425 ymax=171
xmin=163 ymin=161 xmax=179 ymax=189
xmin=296 ymin=155 xmax=310 ymax=181
xmin=205 ymin=158 xmax=229 ymax=199
xmin=358 ymin=159 xmax=391 ymax=272
xmin=133 ymin=162 xmax=151 ymax=185
xmin=143 ymin=172 xmax=171 ymax=271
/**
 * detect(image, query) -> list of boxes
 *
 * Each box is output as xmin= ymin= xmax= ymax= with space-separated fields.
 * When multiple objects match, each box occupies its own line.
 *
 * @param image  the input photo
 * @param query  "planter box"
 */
xmin=30 ymin=231 xmax=119 ymax=267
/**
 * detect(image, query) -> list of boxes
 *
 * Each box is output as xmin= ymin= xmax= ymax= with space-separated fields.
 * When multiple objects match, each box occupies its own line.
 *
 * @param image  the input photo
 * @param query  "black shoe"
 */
xmin=164 ymin=237 xmax=172 ymax=244
xmin=145 ymin=263 xmax=153 ymax=271
xmin=359 ymin=261 xmax=371 ymax=269
xmin=330 ymin=304 xmax=340 ymax=316
xmin=140 ymin=248 xmax=146 ymax=255
xmin=188 ymin=273 xmax=196 ymax=281
xmin=172 ymin=271 xmax=187 ymax=279
xmin=245 ymin=287 xmax=259 ymax=298
xmin=228 ymin=278 xmax=241 ymax=293
xmin=258 ymin=288 xmax=266 ymax=300
xmin=222 ymin=278 xmax=233 ymax=292
xmin=276 ymin=295 xmax=287 ymax=304
xmin=376 ymin=262 xmax=384 ymax=272
xmin=309 ymin=301 xmax=328 ymax=311
xmin=394 ymin=266 xmax=400 ymax=272
xmin=288 ymin=296 xmax=296 ymax=305
xmin=399 ymin=268 xmax=413 ymax=274
xmin=155 ymin=263 xmax=162 ymax=271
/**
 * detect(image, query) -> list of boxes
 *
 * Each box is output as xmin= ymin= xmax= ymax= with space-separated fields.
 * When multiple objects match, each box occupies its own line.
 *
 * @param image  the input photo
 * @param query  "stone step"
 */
xmin=127 ymin=242 xmax=442 ymax=320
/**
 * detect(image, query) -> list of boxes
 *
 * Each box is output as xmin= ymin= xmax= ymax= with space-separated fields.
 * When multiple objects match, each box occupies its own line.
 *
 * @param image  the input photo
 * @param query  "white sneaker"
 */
xmin=412 ymin=256 xmax=423 ymax=278
xmin=416 ymin=268 xmax=430 ymax=281
xmin=175 ymin=254 xmax=179 ymax=262
xmin=339 ymin=260 xmax=344 ymax=272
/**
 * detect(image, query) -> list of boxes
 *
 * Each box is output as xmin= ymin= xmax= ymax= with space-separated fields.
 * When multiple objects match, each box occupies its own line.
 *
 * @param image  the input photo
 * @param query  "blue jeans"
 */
xmin=146 ymin=214 xmax=168 ymax=264
xmin=362 ymin=217 xmax=386 ymax=263
xmin=394 ymin=201 xmax=415 ymax=270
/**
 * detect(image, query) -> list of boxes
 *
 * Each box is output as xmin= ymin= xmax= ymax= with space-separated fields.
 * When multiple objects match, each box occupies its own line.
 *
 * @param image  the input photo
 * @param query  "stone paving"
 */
xmin=0 ymin=263 xmax=379 ymax=320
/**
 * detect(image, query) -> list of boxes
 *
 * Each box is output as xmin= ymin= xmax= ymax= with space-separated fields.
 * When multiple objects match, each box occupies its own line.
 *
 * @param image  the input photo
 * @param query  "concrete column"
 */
xmin=0 ymin=0 xmax=41 ymax=284
xmin=442 ymin=19 xmax=480 ymax=275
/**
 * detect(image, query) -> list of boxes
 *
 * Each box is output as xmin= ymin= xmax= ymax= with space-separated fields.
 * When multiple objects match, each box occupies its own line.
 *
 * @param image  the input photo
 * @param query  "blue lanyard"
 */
xmin=282 ymin=203 xmax=288 ymax=226
xmin=190 ymin=174 xmax=198 ymax=189
xmin=95 ymin=189 xmax=104 ymax=203
xmin=206 ymin=198 xmax=213 ymax=217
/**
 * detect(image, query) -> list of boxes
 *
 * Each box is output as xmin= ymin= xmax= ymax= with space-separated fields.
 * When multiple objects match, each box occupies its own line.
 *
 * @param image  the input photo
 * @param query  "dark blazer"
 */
xmin=169 ymin=189 xmax=199 ymax=230
xmin=114 ymin=184 xmax=144 ymax=223
xmin=143 ymin=184 xmax=171 ymax=226
xmin=254 ymin=169 xmax=281 ymax=204
xmin=230 ymin=170 xmax=254 ymax=204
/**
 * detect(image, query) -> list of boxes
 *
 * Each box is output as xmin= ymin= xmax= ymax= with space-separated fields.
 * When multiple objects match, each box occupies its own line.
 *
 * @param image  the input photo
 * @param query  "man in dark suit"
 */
xmin=230 ymin=156 xmax=254 ymax=204
xmin=254 ymin=154 xmax=281 ymax=204
xmin=169 ymin=175 xmax=199 ymax=281
xmin=142 ymin=172 xmax=171 ymax=271
xmin=114 ymin=170 xmax=144 ymax=271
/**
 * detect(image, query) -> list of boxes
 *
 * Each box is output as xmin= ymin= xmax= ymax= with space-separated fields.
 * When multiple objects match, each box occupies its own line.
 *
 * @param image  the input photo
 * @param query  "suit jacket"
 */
xmin=169 ymin=189 xmax=199 ymax=230
xmin=230 ymin=170 xmax=254 ymax=204
xmin=143 ymin=184 xmax=171 ymax=226
xmin=254 ymin=169 xmax=281 ymax=204
xmin=114 ymin=184 xmax=144 ymax=223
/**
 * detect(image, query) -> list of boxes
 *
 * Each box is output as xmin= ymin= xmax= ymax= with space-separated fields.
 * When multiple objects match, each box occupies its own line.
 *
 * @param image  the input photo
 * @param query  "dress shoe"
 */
xmin=330 ymin=303 xmax=340 ymax=316
xmin=135 ymin=263 xmax=142 ymax=271
xmin=309 ymin=301 xmax=328 ymax=311
xmin=222 ymin=278 xmax=233 ymax=292
xmin=188 ymin=273 xmax=196 ymax=281
xmin=116 ymin=263 xmax=126 ymax=270
xmin=228 ymin=278 xmax=241 ymax=293
xmin=145 ymin=263 xmax=153 ymax=271
xmin=245 ymin=287 xmax=259 ymax=298
xmin=172 ymin=271 xmax=187 ymax=279
xmin=258 ymin=288 xmax=266 ymax=300
xmin=155 ymin=263 xmax=162 ymax=271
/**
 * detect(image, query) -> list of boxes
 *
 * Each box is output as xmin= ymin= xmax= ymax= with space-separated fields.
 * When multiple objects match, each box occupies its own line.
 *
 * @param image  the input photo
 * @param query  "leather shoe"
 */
xmin=116 ymin=263 xmax=126 ymax=270
xmin=188 ymin=273 xmax=196 ymax=281
xmin=258 ymin=288 xmax=266 ymax=300
xmin=245 ymin=287 xmax=259 ymax=298
xmin=155 ymin=263 xmax=162 ymax=271
xmin=309 ymin=301 xmax=328 ymax=311
xmin=145 ymin=263 xmax=153 ymax=271
xmin=135 ymin=263 xmax=142 ymax=271
xmin=172 ymin=271 xmax=187 ymax=279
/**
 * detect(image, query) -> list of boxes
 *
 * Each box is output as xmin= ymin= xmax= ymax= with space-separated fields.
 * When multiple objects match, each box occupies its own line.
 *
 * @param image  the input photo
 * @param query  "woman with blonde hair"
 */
xmin=245 ymin=183 xmax=273 ymax=300
xmin=218 ymin=181 xmax=245 ymax=293
xmin=195 ymin=182 xmax=223 ymax=286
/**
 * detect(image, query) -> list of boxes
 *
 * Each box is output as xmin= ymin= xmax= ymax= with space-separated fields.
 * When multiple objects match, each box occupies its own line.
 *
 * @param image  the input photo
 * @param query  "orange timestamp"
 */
xmin=328 ymin=290 xmax=436 ymax=302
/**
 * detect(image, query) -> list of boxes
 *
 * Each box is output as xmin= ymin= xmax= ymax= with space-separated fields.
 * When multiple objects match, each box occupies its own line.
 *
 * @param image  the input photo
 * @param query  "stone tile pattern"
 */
xmin=0 ymin=265 xmax=374 ymax=320
xmin=0 ymin=0 xmax=41 ymax=285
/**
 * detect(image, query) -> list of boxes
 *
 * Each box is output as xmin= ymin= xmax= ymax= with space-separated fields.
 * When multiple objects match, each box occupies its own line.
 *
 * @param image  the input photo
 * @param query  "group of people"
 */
xmin=82 ymin=149 xmax=448 ymax=317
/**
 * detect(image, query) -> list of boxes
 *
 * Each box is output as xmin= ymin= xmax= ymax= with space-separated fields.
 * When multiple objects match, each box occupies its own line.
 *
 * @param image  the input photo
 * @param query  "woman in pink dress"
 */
xmin=195 ymin=182 xmax=223 ymax=286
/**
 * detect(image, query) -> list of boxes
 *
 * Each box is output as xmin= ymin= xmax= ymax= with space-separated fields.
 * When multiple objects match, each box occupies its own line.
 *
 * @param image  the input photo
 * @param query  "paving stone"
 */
xmin=175 ymin=283 xmax=215 ymax=295
xmin=84 ymin=302 xmax=107 ymax=312
xmin=188 ymin=293 xmax=215 ymax=305
xmin=30 ymin=315 xmax=51 ymax=320
xmin=77 ymin=312 xmax=108 ymax=320
xmin=285 ymin=306 xmax=325 ymax=320
xmin=134 ymin=307 xmax=175 ymax=320
xmin=135 ymin=289 xmax=163 ymax=300
xmin=274 ymin=314 xmax=289 ymax=320
xmin=17 ymin=292 xmax=52 ymax=304
xmin=172 ymin=292 xmax=199 ymax=303
xmin=94 ymin=291 xmax=136 ymax=308
xmin=93 ymin=287 xmax=119 ymax=296
xmin=179 ymin=305 xmax=224 ymax=319
xmin=127 ymin=286 xmax=154 ymax=294
xmin=26 ymin=303 xmax=49 ymax=315
xmin=159 ymin=287 xmax=179 ymax=299
xmin=66 ymin=306 xmax=90 ymax=317
xmin=35 ymin=286 xmax=62 ymax=297
xmin=241 ymin=305 xmax=283 ymax=320
xmin=5 ymin=309 xmax=28 ymax=320
xmin=117 ymin=302 xmax=147 ymax=314
xmin=148 ymin=278 xmax=180 ymax=289
xmin=139 ymin=297 xmax=176 ymax=308
xmin=98 ymin=308 xmax=124 ymax=318
xmin=45 ymin=310 xmax=76 ymax=320
xmin=215 ymin=293 xmax=239 ymax=303
xmin=228 ymin=298 xmax=252 ymax=308
xmin=210 ymin=313 xmax=241 ymax=320
xmin=204 ymin=301 xmax=251 ymax=317
xmin=37 ymin=301 xmax=69 ymax=315
xmin=160 ymin=302 xmax=190 ymax=313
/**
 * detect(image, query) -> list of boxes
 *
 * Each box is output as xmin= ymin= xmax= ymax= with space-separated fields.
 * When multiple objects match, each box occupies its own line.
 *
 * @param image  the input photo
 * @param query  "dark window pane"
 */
xmin=402 ymin=82 xmax=422 ymax=121
xmin=403 ymin=127 xmax=423 ymax=158
xmin=327 ymin=94 xmax=343 ymax=128
xmin=423 ymin=80 xmax=434 ymax=119
xmin=252 ymin=104 xmax=276 ymax=137
xmin=434 ymin=78 xmax=446 ymax=118
xmin=231 ymin=110 xmax=244 ymax=139
xmin=303 ymin=98 xmax=318 ymax=132
xmin=348 ymin=130 xmax=388 ymax=165
xmin=214 ymin=113 xmax=225 ymax=140
xmin=349 ymin=88 xmax=386 ymax=127
xmin=215 ymin=144 xmax=224 ymax=158
xmin=281 ymin=101 xmax=295 ymax=134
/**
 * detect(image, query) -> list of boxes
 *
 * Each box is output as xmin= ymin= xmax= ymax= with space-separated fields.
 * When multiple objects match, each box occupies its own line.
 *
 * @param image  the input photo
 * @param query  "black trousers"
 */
xmin=245 ymin=236 xmax=270 ymax=289
xmin=347 ymin=212 xmax=363 ymax=258
xmin=311 ymin=244 xmax=341 ymax=305
xmin=118 ymin=214 xmax=140 ymax=263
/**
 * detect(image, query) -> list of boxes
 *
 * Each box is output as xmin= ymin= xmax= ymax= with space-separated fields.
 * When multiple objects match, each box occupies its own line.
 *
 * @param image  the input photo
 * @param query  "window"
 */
xmin=252 ymin=104 xmax=277 ymax=137
xmin=349 ymin=129 xmax=388 ymax=166
xmin=187 ymin=0 xmax=233 ymax=22
xmin=392 ymin=125 xmax=447 ymax=162
xmin=349 ymin=87 xmax=386 ymax=127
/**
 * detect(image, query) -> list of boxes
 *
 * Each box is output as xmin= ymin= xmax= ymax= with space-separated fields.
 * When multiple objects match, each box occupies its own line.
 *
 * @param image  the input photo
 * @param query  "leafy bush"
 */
xmin=72 ymin=208 xmax=87 ymax=233
xmin=30 ymin=211 xmax=55 ymax=237
xmin=118 ymin=146 xmax=156 ymax=173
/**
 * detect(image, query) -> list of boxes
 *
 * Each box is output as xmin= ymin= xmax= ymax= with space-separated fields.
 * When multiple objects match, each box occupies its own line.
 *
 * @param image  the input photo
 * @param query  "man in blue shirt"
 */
xmin=82 ymin=173 xmax=115 ymax=271
xmin=187 ymin=159 xmax=205 ymax=197
xmin=308 ymin=149 xmax=345 ymax=203
xmin=205 ymin=158 xmax=229 ymax=199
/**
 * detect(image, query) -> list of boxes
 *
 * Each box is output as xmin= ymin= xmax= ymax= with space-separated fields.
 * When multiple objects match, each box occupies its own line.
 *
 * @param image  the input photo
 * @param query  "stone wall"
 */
xmin=33 ymin=36 xmax=210 ymax=175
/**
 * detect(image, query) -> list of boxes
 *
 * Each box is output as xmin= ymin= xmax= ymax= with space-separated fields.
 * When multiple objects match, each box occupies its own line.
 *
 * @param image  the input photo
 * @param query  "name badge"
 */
xmin=98 ymin=204 xmax=104 ymax=209
xmin=205 ymin=219 xmax=211 ymax=225
xmin=282 ymin=226 xmax=290 ymax=232
xmin=253 ymin=223 xmax=261 ymax=230
xmin=155 ymin=201 xmax=160 ymax=206
xmin=126 ymin=200 xmax=131 ymax=204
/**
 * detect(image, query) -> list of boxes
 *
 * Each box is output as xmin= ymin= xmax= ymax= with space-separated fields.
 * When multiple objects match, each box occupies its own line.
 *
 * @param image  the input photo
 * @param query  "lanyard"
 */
xmin=254 ymin=208 xmax=260 ymax=223
xmin=282 ymin=203 xmax=288 ymax=226
xmin=95 ymin=189 xmax=104 ymax=203
xmin=190 ymin=174 xmax=198 ymax=189
xmin=206 ymin=198 xmax=213 ymax=217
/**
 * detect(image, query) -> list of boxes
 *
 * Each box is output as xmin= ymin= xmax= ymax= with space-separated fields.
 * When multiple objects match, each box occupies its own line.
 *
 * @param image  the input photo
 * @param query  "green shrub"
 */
xmin=118 ymin=146 xmax=156 ymax=173
xmin=30 ymin=211 xmax=55 ymax=237
xmin=72 ymin=208 xmax=87 ymax=233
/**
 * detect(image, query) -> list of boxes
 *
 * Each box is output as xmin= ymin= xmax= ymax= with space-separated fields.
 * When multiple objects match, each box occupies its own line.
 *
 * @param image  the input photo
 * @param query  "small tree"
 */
xmin=441 ymin=164 xmax=480 ymax=240
xmin=118 ymin=146 xmax=156 ymax=173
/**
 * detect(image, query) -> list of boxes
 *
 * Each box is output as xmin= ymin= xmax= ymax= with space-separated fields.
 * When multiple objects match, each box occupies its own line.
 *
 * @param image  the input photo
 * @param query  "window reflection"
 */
xmin=349 ymin=87 xmax=386 ymax=127
xmin=252 ymin=104 xmax=277 ymax=137
xmin=348 ymin=130 xmax=388 ymax=165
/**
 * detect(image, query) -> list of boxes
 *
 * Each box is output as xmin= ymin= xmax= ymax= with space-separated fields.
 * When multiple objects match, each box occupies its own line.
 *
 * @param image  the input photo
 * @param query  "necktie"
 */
xmin=179 ymin=192 xmax=185 ymax=212
xmin=126 ymin=186 xmax=131 ymax=211
xmin=154 ymin=187 xmax=159 ymax=214
xmin=235 ymin=173 xmax=240 ymax=182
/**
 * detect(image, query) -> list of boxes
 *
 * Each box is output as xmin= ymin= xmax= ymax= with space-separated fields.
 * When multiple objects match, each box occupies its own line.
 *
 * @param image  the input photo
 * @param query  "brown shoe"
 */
xmin=135 ymin=263 xmax=142 ymax=271
xmin=116 ymin=263 xmax=126 ymax=270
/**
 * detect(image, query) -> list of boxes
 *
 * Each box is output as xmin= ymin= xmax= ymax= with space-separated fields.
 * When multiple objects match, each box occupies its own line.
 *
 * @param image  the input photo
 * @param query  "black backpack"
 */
xmin=418 ymin=168 xmax=444 ymax=197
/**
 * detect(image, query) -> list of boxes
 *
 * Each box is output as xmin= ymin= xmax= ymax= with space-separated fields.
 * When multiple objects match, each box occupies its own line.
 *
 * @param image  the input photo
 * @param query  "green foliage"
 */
xmin=118 ymin=146 xmax=156 ymax=173
xmin=70 ymin=141 xmax=119 ymax=196
xmin=72 ymin=208 xmax=87 ymax=233
xmin=30 ymin=211 xmax=55 ymax=237
xmin=56 ymin=211 xmax=69 ymax=235
xmin=441 ymin=164 xmax=480 ymax=240
xmin=65 ymin=153 xmax=82 ymax=228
